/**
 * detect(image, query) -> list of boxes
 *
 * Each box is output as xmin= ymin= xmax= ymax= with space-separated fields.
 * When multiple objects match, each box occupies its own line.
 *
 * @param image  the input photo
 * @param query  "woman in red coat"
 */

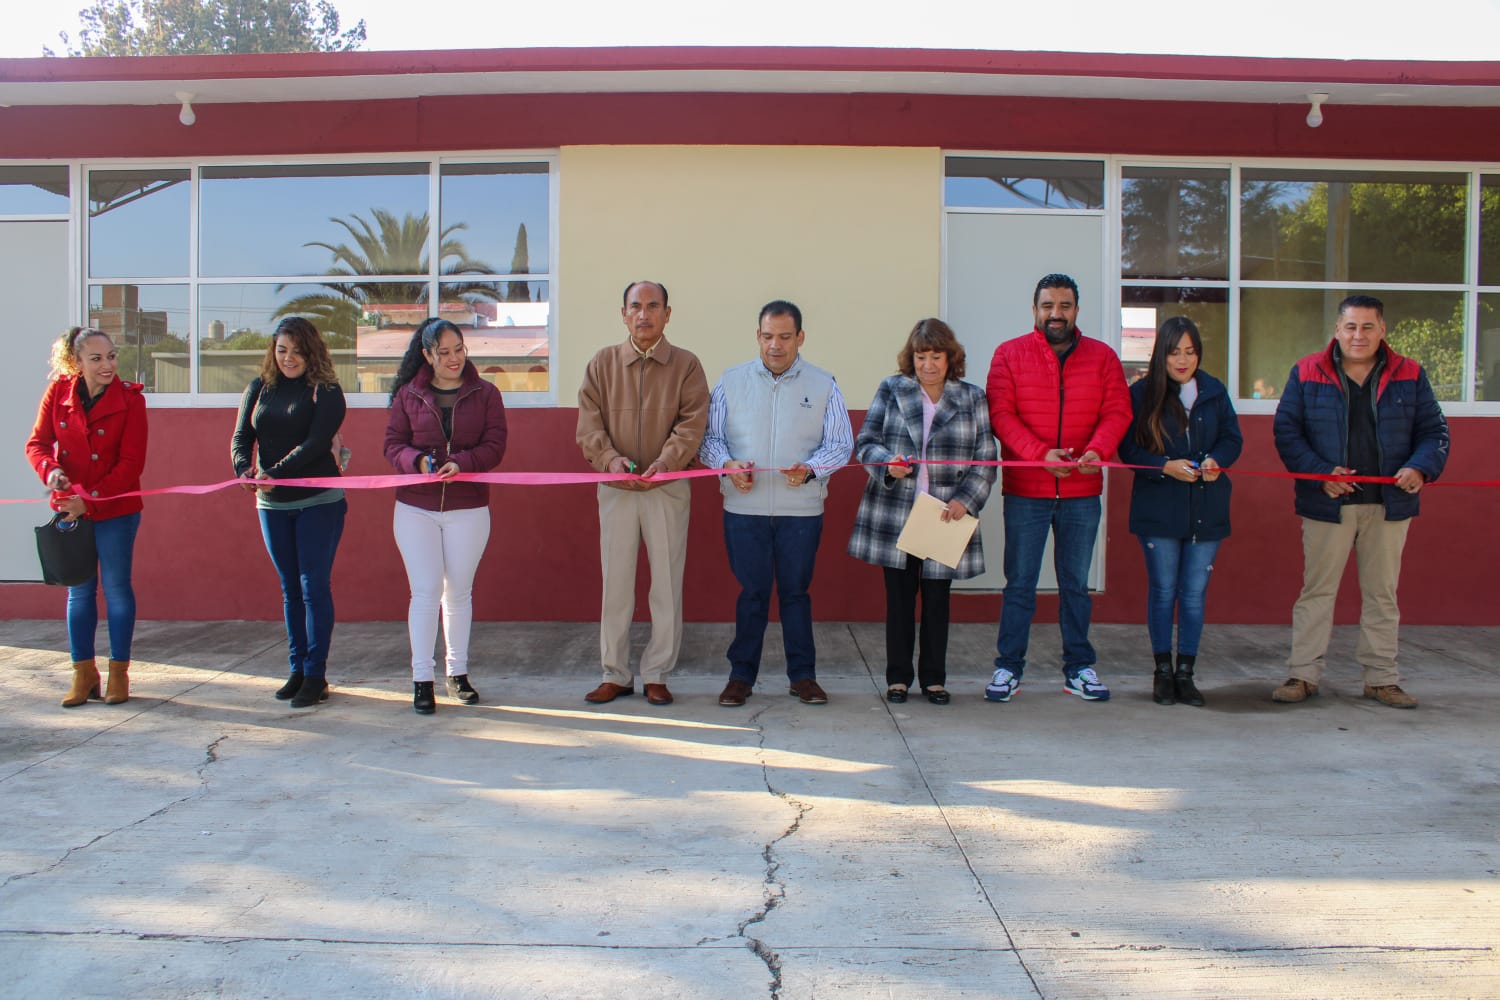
xmin=25 ymin=327 xmax=148 ymax=707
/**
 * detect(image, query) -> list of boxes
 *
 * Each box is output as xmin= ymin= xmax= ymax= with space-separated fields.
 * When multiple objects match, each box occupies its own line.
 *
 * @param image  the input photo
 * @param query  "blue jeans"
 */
xmin=258 ymin=500 xmax=346 ymax=679
xmin=995 ymin=495 xmax=1101 ymax=677
xmin=67 ymin=512 xmax=141 ymax=662
xmin=1139 ymin=536 xmax=1220 ymax=657
xmin=723 ymin=512 xmax=822 ymax=684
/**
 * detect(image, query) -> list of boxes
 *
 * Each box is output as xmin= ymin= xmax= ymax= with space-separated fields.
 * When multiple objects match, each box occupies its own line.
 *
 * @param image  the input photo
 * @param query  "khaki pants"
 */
xmin=1288 ymin=506 xmax=1410 ymax=687
xmin=597 ymin=480 xmax=691 ymax=685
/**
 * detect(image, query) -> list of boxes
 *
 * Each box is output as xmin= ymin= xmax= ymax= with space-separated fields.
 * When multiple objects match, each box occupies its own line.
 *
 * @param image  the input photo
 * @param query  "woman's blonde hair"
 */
xmin=259 ymin=316 xmax=339 ymax=386
xmin=48 ymin=327 xmax=113 ymax=381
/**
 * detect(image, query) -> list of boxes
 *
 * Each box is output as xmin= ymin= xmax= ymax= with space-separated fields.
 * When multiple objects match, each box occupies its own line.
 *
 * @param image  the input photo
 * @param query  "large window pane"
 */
xmin=1122 ymin=167 xmax=1229 ymax=280
xmin=89 ymin=283 xmax=189 ymax=393
xmin=199 ymin=283 xmax=363 ymax=393
xmin=1120 ymin=287 xmax=1229 ymax=387
xmin=1479 ymin=294 xmax=1500 ymax=401
xmin=1241 ymin=289 xmax=1464 ymax=403
xmin=945 ymin=157 xmax=1104 ymax=210
xmin=200 ymin=163 xmax=429 ymax=277
xmin=1482 ymin=175 xmax=1500 ymax=287
xmin=0 ymin=166 xmax=69 ymax=215
xmin=1240 ymin=169 xmax=1466 ymax=284
xmin=89 ymin=169 xmax=189 ymax=278
xmin=440 ymin=163 xmax=549 ymax=277
xmin=434 ymin=280 xmax=550 ymax=393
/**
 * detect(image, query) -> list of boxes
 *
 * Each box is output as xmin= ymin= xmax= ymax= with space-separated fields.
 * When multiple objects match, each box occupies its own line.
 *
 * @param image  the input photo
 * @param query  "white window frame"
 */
xmin=943 ymin=151 xmax=1500 ymax=416
xmin=39 ymin=150 xmax=560 ymax=408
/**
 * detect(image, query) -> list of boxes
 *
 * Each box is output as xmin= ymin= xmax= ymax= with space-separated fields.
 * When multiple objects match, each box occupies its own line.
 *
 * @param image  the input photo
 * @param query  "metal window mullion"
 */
xmin=428 ymin=161 xmax=441 ymax=318
xmin=1228 ymin=163 xmax=1242 ymax=398
xmin=1464 ymin=171 xmax=1482 ymax=401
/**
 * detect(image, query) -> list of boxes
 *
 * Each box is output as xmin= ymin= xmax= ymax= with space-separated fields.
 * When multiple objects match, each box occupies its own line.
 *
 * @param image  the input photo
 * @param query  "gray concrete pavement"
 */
xmin=1 ymin=619 xmax=1497 ymax=999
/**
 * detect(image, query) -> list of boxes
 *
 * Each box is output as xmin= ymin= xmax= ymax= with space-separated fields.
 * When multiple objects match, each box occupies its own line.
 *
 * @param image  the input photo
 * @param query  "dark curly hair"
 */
xmin=259 ymin=316 xmax=338 ymax=386
xmin=389 ymin=318 xmax=466 ymax=403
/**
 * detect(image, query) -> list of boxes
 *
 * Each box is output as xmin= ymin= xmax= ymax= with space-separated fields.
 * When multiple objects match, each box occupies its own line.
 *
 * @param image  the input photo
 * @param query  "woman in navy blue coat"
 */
xmin=1117 ymin=317 xmax=1242 ymax=707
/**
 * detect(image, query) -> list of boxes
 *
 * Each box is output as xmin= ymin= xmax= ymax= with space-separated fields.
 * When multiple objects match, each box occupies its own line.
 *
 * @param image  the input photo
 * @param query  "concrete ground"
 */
xmin=0 ymin=618 xmax=1496 ymax=1000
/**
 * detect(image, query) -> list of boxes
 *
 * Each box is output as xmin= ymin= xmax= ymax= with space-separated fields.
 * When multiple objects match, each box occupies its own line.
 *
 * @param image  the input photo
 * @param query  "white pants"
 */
xmin=393 ymin=501 xmax=491 ymax=682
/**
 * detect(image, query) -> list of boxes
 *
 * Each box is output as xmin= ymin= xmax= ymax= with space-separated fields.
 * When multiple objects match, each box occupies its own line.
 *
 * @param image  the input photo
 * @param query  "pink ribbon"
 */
xmin=5 ymin=460 xmax=1490 ymax=506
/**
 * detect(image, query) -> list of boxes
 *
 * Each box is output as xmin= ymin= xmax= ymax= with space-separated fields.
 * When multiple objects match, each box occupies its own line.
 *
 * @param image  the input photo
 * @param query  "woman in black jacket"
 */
xmin=231 ymin=317 xmax=347 ymax=709
xmin=1118 ymin=317 xmax=1242 ymax=707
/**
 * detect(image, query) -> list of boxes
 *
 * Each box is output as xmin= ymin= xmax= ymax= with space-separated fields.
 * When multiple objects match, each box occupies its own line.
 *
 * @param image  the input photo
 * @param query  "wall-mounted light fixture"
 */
xmin=1306 ymin=93 xmax=1329 ymax=129
xmin=176 ymin=91 xmax=196 ymax=127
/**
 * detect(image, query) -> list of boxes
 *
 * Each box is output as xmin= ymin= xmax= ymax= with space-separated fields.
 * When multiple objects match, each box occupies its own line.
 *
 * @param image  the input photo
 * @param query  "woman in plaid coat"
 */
xmin=847 ymin=318 xmax=997 ymax=705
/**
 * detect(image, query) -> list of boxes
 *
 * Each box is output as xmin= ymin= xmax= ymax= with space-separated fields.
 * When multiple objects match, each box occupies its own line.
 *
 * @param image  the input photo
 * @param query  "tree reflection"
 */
xmin=273 ymin=208 xmax=498 ymax=333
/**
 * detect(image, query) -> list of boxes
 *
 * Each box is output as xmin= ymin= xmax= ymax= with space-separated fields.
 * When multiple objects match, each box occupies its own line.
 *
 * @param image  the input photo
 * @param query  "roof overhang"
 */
xmin=4 ymin=46 xmax=1500 ymax=110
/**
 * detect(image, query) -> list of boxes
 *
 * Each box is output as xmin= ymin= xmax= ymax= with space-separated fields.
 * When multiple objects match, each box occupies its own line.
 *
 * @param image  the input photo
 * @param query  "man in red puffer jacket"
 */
xmin=984 ymin=274 xmax=1132 ymax=704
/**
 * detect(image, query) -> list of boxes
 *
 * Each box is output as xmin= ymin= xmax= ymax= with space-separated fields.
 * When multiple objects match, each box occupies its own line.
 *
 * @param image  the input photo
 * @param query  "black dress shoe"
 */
xmin=446 ymin=674 xmax=479 ymax=704
xmin=1174 ymin=668 xmax=1206 ymax=707
xmin=274 ymin=673 xmax=303 ymax=701
xmin=1153 ymin=665 xmax=1176 ymax=705
xmin=924 ymin=688 xmax=951 ymax=705
xmin=290 ymin=677 xmax=328 ymax=708
xmin=413 ymin=681 xmax=436 ymax=715
xmin=886 ymin=686 xmax=908 ymax=703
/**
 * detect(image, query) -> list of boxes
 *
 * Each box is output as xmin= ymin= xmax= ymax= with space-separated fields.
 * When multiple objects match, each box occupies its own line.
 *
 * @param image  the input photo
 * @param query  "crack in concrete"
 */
xmin=1 ymin=731 xmax=229 ymax=892
xmin=0 ymin=929 xmax=1488 ymax=956
xmin=730 ymin=699 xmax=812 ymax=999
xmin=844 ymin=623 xmax=1047 ymax=999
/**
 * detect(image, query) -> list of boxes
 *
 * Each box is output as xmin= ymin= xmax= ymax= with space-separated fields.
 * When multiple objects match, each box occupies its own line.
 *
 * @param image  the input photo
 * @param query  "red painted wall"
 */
xmin=6 ymin=410 xmax=1494 ymax=625
xmin=5 ymin=91 xmax=1500 ymax=163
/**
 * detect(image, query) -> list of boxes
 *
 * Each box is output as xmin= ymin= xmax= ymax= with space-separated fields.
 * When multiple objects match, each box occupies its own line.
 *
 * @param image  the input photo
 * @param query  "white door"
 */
xmin=944 ymin=211 xmax=1108 ymax=593
xmin=1 ymin=220 xmax=71 ymax=581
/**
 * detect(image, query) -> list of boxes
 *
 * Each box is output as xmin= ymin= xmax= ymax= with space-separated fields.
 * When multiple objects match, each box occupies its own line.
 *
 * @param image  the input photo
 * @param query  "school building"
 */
xmin=1 ymin=46 xmax=1496 ymax=626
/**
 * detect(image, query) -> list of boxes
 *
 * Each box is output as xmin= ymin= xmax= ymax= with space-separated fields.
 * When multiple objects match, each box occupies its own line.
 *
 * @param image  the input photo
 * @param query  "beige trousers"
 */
xmin=596 ymin=480 xmax=691 ymax=685
xmin=1288 ymin=506 xmax=1410 ymax=687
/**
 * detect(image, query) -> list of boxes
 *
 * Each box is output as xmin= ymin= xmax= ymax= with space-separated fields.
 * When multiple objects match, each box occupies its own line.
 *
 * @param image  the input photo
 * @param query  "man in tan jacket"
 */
xmin=577 ymin=280 xmax=710 ymax=706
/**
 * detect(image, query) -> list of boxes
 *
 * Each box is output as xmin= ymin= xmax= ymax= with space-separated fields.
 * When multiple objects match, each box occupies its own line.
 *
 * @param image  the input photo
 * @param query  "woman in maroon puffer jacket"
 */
xmin=384 ymin=319 xmax=509 ymax=716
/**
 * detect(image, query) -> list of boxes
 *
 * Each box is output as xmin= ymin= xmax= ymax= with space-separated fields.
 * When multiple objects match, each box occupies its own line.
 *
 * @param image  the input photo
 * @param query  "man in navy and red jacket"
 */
xmin=985 ymin=274 xmax=1132 ymax=704
xmin=1272 ymin=294 xmax=1449 ymax=709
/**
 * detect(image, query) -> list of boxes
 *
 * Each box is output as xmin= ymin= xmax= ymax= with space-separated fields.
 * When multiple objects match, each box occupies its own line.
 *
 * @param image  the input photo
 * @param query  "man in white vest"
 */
xmin=700 ymin=300 xmax=853 ymax=707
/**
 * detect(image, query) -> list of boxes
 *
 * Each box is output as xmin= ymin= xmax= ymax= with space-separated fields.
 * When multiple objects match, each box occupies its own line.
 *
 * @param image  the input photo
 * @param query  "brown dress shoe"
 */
xmin=1271 ymin=678 xmax=1319 ymax=703
xmin=718 ymin=679 xmax=753 ymax=707
xmin=585 ymin=682 xmax=634 ymax=704
xmin=643 ymin=683 xmax=674 ymax=706
xmin=1365 ymin=684 xmax=1418 ymax=709
xmin=788 ymin=678 xmax=828 ymax=705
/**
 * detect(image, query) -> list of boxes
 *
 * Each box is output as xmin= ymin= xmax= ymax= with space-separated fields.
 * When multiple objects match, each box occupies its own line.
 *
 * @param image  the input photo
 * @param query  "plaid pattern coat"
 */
xmin=846 ymin=375 xmax=998 ymax=579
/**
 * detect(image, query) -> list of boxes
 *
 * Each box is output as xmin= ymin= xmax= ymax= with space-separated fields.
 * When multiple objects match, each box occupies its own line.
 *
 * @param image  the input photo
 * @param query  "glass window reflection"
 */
xmin=440 ymin=163 xmax=550 ymax=277
xmin=1477 ymin=294 xmax=1500 ymax=402
xmin=945 ymin=157 xmax=1104 ymax=210
xmin=200 ymin=163 xmax=429 ymax=277
xmin=89 ymin=283 xmax=189 ymax=393
xmin=1240 ymin=169 xmax=1466 ymax=284
xmin=431 ymin=280 xmax=549 ymax=393
xmin=1481 ymin=175 xmax=1500 ymax=287
xmin=1119 ymin=287 xmax=1229 ymax=387
xmin=89 ymin=169 xmax=189 ymax=278
xmin=1122 ymin=167 xmax=1229 ymax=280
xmin=1241 ymin=288 xmax=1464 ymax=403
xmin=0 ymin=166 xmax=69 ymax=215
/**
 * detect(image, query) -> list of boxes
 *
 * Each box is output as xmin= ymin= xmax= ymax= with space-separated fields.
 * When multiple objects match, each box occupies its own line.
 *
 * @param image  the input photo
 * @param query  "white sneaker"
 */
xmin=1063 ymin=667 xmax=1110 ymax=701
xmin=985 ymin=667 xmax=1020 ymax=702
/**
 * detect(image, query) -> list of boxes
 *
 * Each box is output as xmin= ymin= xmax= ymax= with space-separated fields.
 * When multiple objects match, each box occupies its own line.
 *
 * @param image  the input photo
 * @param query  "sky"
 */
xmin=7 ymin=0 xmax=1500 ymax=61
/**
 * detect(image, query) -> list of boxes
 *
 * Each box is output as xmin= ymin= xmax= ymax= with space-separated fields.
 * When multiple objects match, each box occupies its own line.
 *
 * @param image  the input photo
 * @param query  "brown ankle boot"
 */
xmin=104 ymin=659 xmax=130 ymax=705
xmin=62 ymin=659 xmax=101 ymax=707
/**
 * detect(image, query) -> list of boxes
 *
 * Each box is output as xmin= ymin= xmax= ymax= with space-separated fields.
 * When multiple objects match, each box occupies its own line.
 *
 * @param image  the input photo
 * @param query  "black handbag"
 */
xmin=34 ymin=513 xmax=97 ymax=587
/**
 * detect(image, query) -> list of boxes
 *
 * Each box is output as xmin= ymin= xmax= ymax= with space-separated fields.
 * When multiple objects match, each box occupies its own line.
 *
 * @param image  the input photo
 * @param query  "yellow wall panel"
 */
xmin=557 ymin=145 xmax=941 ymax=407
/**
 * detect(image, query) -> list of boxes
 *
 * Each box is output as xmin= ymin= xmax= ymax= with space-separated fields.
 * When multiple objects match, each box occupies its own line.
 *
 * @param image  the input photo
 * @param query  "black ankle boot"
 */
xmin=1152 ymin=653 xmax=1175 ymax=705
xmin=445 ymin=674 xmax=479 ymax=704
xmin=414 ymin=681 xmax=436 ymax=715
xmin=1175 ymin=656 xmax=1205 ymax=707
xmin=290 ymin=676 xmax=328 ymax=708
xmin=274 ymin=673 xmax=303 ymax=701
